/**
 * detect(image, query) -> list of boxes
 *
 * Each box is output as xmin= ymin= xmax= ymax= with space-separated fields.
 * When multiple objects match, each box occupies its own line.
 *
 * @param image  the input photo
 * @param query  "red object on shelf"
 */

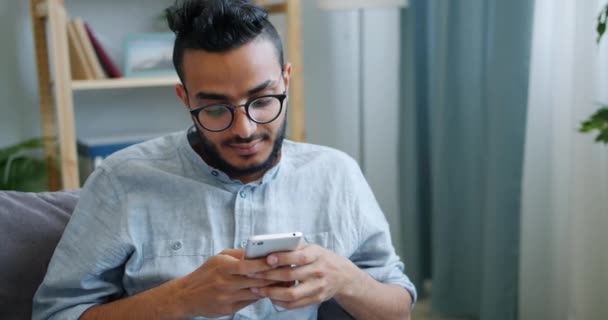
xmin=84 ymin=23 xmax=123 ymax=78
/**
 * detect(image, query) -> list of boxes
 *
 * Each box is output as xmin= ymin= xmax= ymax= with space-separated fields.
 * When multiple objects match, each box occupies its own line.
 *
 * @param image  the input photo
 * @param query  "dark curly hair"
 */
xmin=165 ymin=0 xmax=285 ymax=85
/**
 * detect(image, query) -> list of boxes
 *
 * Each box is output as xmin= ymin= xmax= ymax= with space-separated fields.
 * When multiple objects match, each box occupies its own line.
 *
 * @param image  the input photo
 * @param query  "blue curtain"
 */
xmin=399 ymin=1 xmax=534 ymax=319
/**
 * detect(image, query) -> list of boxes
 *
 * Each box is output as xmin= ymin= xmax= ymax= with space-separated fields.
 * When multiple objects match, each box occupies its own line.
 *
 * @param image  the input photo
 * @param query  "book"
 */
xmin=77 ymin=133 xmax=163 ymax=159
xmin=67 ymin=21 xmax=94 ymax=80
xmin=77 ymin=132 xmax=168 ymax=161
xmin=71 ymin=18 xmax=106 ymax=79
xmin=84 ymin=23 xmax=123 ymax=78
xmin=77 ymin=133 xmax=165 ymax=181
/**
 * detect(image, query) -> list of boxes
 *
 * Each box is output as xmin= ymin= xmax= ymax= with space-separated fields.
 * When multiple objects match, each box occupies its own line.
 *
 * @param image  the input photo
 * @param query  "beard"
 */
xmin=195 ymin=118 xmax=287 ymax=178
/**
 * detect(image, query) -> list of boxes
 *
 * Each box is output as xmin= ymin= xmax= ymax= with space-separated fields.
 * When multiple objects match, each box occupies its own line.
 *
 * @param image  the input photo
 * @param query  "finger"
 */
xmin=252 ymin=278 xmax=321 ymax=302
xmin=266 ymin=244 xmax=319 ymax=268
xmin=228 ymin=288 xmax=265 ymax=302
xmin=224 ymin=276 xmax=282 ymax=290
xmin=225 ymin=258 xmax=276 ymax=276
xmin=220 ymin=248 xmax=245 ymax=259
xmin=252 ymin=263 xmax=316 ymax=282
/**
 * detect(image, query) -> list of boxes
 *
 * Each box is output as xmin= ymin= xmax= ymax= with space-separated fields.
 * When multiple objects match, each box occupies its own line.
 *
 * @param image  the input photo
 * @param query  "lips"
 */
xmin=227 ymin=139 xmax=263 ymax=156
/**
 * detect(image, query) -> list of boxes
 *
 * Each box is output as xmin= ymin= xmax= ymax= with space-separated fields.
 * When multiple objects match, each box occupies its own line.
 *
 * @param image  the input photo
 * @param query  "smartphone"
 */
xmin=244 ymin=232 xmax=303 ymax=259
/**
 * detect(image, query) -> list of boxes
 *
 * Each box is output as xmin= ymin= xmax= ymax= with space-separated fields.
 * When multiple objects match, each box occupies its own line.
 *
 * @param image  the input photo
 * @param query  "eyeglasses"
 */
xmin=189 ymin=91 xmax=287 ymax=132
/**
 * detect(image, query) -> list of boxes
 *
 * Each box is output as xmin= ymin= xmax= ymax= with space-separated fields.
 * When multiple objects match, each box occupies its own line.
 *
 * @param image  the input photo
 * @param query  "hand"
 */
xmin=248 ymin=244 xmax=364 ymax=310
xmin=172 ymin=249 xmax=277 ymax=318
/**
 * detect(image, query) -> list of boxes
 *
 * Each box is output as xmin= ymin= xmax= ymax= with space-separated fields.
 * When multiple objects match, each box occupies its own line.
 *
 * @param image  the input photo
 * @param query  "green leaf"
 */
xmin=597 ymin=5 xmax=608 ymax=43
xmin=596 ymin=108 xmax=608 ymax=120
xmin=1 ymin=156 xmax=47 ymax=192
xmin=0 ymin=138 xmax=49 ymax=191
xmin=579 ymin=107 xmax=608 ymax=144
xmin=598 ymin=22 xmax=606 ymax=43
xmin=595 ymin=130 xmax=608 ymax=144
xmin=0 ymin=138 xmax=45 ymax=164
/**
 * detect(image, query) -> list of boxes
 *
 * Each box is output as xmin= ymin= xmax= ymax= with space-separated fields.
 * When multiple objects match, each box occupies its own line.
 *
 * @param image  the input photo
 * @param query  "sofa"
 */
xmin=0 ymin=190 xmax=352 ymax=320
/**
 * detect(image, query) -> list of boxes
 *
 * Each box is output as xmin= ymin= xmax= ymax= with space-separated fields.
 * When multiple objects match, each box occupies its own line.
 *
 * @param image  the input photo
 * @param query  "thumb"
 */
xmin=220 ymin=248 xmax=245 ymax=260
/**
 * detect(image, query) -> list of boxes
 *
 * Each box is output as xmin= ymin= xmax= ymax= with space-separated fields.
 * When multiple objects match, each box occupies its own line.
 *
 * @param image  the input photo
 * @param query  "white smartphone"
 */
xmin=244 ymin=232 xmax=303 ymax=259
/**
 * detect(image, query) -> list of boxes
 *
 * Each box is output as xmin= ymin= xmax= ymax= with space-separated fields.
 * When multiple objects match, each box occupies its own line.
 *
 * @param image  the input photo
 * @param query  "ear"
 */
xmin=175 ymin=83 xmax=190 ymax=109
xmin=282 ymin=63 xmax=292 ymax=91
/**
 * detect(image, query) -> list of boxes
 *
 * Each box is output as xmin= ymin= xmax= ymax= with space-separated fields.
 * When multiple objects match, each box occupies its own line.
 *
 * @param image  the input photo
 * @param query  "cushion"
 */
xmin=0 ymin=190 xmax=78 ymax=320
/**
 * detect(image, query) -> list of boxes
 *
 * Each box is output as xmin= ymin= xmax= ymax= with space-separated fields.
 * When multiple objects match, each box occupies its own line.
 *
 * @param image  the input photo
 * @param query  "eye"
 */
xmin=250 ymin=97 xmax=275 ymax=108
xmin=203 ymin=105 xmax=229 ymax=118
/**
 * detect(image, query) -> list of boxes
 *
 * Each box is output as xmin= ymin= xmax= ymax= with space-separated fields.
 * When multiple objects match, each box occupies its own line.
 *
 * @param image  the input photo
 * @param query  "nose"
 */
xmin=229 ymin=108 xmax=256 ymax=138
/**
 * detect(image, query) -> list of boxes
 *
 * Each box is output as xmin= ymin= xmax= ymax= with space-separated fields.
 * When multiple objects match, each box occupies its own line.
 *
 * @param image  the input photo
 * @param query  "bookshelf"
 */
xmin=72 ymin=76 xmax=180 ymax=90
xmin=30 ymin=0 xmax=305 ymax=190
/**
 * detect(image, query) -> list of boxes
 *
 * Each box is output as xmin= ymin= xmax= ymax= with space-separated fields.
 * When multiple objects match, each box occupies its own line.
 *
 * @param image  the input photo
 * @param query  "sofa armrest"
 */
xmin=0 ymin=190 xmax=78 ymax=320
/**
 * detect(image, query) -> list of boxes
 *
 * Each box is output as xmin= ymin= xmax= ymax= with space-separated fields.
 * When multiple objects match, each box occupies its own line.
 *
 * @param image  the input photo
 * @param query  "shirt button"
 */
xmin=172 ymin=242 xmax=182 ymax=250
xmin=240 ymin=240 xmax=247 ymax=248
xmin=239 ymin=190 xmax=247 ymax=198
xmin=211 ymin=171 xmax=219 ymax=176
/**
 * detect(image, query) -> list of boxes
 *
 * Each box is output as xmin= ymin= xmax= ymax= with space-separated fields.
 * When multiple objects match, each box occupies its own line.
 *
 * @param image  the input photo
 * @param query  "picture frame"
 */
xmin=123 ymin=33 xmax=176 ymax=77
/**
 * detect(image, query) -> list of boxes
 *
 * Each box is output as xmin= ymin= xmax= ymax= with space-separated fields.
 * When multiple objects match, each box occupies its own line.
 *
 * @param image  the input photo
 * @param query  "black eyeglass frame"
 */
xmin=189 ymin=91 xmax=287 ymax=132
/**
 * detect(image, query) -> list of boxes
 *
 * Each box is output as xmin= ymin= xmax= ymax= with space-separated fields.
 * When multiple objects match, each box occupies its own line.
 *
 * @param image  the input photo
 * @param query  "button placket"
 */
xmin=233 ymin=186 xmax=253 ymax=251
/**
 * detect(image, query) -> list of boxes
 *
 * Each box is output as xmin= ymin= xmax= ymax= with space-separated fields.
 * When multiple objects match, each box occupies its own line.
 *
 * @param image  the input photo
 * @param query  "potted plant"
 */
xmin=579 ymin=4 xmax=608 ymax=144
xmin=0 ymin=138 xmax=49 ymax=192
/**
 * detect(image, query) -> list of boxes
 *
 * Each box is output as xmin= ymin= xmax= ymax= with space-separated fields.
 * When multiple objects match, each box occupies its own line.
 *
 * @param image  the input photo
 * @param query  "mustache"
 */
xmin=222 ymin=134 xmax=270 ymax=145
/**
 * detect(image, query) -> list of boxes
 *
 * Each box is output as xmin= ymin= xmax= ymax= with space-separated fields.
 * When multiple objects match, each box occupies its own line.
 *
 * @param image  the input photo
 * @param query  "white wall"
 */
xmin=0 ymin=0 xmax=40 ymax=146
xmin=361 ymin=9 xmax=403 ymax=253
xmin=0 ymin=0 xmax=404 ymax=251
xmin=298 ymin=2 xmax=404 ymax=253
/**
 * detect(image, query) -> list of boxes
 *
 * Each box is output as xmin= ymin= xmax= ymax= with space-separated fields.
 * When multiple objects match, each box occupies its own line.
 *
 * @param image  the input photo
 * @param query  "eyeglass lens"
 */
xmin=198 ymin=96 xmax=282 ymax=131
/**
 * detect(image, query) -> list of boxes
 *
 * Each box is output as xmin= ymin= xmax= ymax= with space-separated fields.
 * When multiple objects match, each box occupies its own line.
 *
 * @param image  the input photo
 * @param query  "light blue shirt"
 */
xmin=32 ymin=130 xmax=416 ymax=320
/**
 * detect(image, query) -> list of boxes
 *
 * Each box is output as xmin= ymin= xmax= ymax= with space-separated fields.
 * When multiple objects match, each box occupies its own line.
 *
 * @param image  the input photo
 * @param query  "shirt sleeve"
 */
xmin=346 ymin=159 xmax=418 ymax=304
xmin=32 ymin=168 xmax=132 ymax=320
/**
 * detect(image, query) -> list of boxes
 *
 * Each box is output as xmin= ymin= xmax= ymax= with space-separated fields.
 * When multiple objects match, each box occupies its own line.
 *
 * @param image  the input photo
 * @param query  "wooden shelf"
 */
xmin=72 ymin=76 xmax=179 ymax=90
xmin=32 ymin=0 xmax=304 ymax=190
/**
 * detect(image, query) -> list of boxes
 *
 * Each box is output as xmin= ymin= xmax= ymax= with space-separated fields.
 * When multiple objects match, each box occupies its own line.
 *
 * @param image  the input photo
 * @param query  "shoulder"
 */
xmin=281 ymin=140 xmax=362 ymax=176
xmin=99 ymin=131 xmax=185 ymax=171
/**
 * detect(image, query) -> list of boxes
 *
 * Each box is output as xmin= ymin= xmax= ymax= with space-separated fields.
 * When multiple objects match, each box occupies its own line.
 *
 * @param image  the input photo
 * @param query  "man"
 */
xmin=32 ymin=0 xmax=416 ymax=319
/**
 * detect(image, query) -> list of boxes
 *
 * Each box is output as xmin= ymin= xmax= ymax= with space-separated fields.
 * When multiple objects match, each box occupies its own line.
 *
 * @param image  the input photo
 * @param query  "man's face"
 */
xmin=176 ymin=39 xmax=291 ymax=181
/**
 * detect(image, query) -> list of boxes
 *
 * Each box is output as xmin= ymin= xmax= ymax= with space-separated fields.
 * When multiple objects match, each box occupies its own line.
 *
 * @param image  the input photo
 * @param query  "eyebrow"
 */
xmin=194 ymin=79 xmax=278 ymax=101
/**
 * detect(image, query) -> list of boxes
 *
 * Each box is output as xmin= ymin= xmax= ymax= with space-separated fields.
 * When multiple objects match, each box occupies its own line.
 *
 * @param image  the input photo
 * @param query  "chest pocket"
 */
xmin=303 ymin=232 xmax=331 ymax=249
xmin=143 ymin=238 xmax=213 ymax=259
xmin=129 ymin=238 xmax=214 ymax=294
